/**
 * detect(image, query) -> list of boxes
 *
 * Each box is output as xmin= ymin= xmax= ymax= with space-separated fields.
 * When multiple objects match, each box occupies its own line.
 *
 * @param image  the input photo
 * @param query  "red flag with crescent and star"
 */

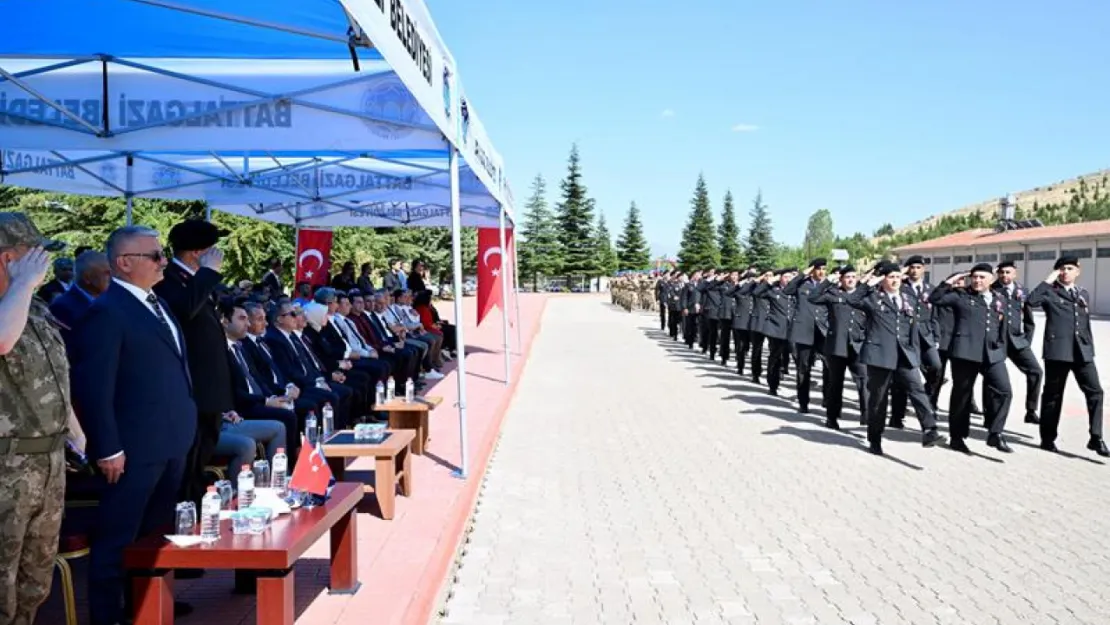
xmin=288 ymin=435 xmax=332 ymax=496
xmin=295 ymin=228 xmax=333 ymax=287
xmin=476 ymin=227 xmax=511 ymax=326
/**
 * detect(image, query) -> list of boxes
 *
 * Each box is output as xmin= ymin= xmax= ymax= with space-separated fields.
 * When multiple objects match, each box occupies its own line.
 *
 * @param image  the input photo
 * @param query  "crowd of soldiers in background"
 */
xmin=612 ymin=254 xmax=1107 ymax=458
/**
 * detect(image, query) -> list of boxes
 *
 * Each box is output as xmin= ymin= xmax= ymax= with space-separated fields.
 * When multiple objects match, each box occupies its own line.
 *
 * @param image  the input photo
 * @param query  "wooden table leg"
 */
xmin=389 ymin=411 xmax=427 ymax=455
xmin=255 ymin=569 xmax=294 ymax=625
xmin=398 ymin=444 xmax=413 ymax=497
xmin=132 ymin=571 xmax=175 ymax=625
xmin=419 ymin=411 xmax=430 ymax=453
xmin=374 ymin=455 xmax=396 ymax=519
xmin=328 ymin=509 xmax=361 ymax=594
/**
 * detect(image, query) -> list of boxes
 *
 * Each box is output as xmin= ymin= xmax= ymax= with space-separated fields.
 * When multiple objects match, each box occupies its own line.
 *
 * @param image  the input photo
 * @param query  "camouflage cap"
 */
xmin=0 ymin=212 xmax=65 ymax=251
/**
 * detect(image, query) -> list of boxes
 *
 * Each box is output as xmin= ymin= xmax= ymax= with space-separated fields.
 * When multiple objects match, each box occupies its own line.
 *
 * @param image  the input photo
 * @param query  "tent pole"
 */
xmin=512 ymin=232 xmax=523 ymax=354
xmin=124 ymin=154 xmax=134 ymax=225
xmin=497 ymin=204 xmax=511 ymax=385
xmin=205 ymin=203 xmax=212 ymax=221
xmin=448 ymin=147 xmax=469 ymax=479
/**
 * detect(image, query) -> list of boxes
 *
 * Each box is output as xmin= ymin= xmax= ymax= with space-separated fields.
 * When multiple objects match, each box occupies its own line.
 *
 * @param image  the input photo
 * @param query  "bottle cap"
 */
xmin=242 ymin=464 xmax=251 ymax=470
xmin=276 ymin=447 xmax=285 ymax=453
xmin=207 ymin=485 xmax=216 ymax=492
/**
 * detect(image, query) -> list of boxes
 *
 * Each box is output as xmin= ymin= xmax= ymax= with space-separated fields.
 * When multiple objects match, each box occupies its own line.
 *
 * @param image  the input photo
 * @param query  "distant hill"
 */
xmin=869 ymin=169 xmax=1110 ymax=253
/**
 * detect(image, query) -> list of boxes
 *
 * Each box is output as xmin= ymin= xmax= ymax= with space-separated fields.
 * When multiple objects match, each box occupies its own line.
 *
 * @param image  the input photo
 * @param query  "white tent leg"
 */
xmin=498 ymin=205 xmax=511 ymax=385
xmin=124 ymin=155 xmax=134 ymax=225
xmin=205 ymin=203 xmax=212 ymax=220
xmin=512 ymin=236 xmax=523 ymax=354
xmin=448 ymin=148 xmax=469 ymax=479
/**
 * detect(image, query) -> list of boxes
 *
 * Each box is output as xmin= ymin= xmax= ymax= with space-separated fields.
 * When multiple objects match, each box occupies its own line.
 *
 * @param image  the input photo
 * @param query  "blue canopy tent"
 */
xmin=0 ymin=0 xmax=516 ymax=478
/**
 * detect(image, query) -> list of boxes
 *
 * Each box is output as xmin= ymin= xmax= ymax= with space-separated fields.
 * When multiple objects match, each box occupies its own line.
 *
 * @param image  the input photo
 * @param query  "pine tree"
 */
xmin=676 ymin=173 xmax=720 ymax=271
xmin=616 ymin=201 xmax=652 ymax=270
xmin=745 ymin=190 xmax=775 ymax=270
xmin=517 ymin=174 xmax=563 ymax=288
xmin=594 ymin=212 xmax=619 ymax=275
xmin=554 ymin=144 xmax=600 ymax=277
xmin=717 ymin=190 xmax=744 ymax=268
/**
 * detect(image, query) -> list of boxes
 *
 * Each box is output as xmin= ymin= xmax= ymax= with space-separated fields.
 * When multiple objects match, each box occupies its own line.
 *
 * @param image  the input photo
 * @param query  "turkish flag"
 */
xmin=288 ymin=435 xmax=332 ymax=496
xmin=295 ymin=228 xmax=333 ymax=287
xmin=476 ymin=227 xmax=511 ymax=326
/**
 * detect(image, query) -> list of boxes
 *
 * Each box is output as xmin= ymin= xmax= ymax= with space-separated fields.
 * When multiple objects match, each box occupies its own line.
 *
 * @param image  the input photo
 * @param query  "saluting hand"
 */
xmin=7 ymin=246 xmax=50 ymax=289
xmin=1045 ymin=269 xmax=1060 ymax=284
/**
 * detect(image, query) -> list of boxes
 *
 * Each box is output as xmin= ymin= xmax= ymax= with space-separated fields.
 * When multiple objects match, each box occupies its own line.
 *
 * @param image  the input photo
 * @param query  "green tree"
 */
xmin=802 ymin=208 xmax=835 ymax=261
xmin=676 ymin=174 xmax=720 ymax=271
xmin=554 ymin=145 xmax=600 ymax=277
xmin=615 ymin=201 xmax=651 ymax=270
xmin=594 ymin=212 xmax=619 ymax=275
xmin=744 ymin=190 xmax=774 ymax=269
xmin=517 ymin=174 xmax=563 ymax=287
xmin=717 ymin=190 xmax=744 ymax=268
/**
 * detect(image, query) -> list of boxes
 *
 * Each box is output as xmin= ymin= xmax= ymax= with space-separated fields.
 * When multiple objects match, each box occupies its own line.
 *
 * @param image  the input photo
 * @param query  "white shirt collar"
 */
xmin=112 ymin=277 xmax=154 ymax=302
xmin=226 ymin=338 xmax=238 ymax=349
xmin=172 ymin=258 xmax=196 ymax=276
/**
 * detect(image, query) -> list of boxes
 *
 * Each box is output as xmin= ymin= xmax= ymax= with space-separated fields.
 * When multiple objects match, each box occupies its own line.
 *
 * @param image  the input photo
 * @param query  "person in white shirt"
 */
xmin=384 ymin=289 xmax=443 ymax=378
xmin=392 ymin=289 xmax=445 ymax=371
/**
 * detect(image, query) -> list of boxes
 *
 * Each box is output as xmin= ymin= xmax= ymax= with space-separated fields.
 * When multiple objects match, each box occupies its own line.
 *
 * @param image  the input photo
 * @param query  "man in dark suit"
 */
xmin=725 ymin=269 xmax=757 ymax=374
xmin=219 ymin=298 xmax=301 ymax=455
xmin=747 ymin=268 xmax=774 ymax=383
xmin=35 ymin=256 xmax=74 ymax=303
xmin=654 ymin=273 xmax=667 ymax=331
xmin=240 ymin=301 xmax=327 ymax=421
xmin=810 ymin=265 xmax=869 ymax=429
xmin=362 ymin=291 xmax=422 ymax=386
xmin=753 ymin=268 xmax=797 ymax=396
xmin=929 ymin=264 xmax=1013 ymax=453
xmin=666 ymin=273 xmax=683 ymax=340
xmin=992 ymin=260 xmax=1043 ymax=425
xmin=680 ymin=270 xmax=701 ymax=348
xmin=49 ymin=251 xmax=110 ymax=354
xmin=715 ymin=271 xmax=738 ymax=364
xmin=381 ymin=258 xmax=404 ymax=293
xmin=845 ymin=261 xmax=946 ymax=455
xmin=697 ymin=270 xmax=727 ymax=360
xmin=263 ymin=301 xmax=353 ymax=426
xmin=71 ymin=225 xmax=197 ymax=625
xmin=153 ymin=220 xmax=231 ymax=510
xmin=889 ymin=255 xmax=942 ymax=427
xmin=261 ymin=258 xmax=283 ymax=297
xmin=784 ymin=259 xmax=830 ymax=413
xmin=1026 ymin=256 xmax=1108 ymax=456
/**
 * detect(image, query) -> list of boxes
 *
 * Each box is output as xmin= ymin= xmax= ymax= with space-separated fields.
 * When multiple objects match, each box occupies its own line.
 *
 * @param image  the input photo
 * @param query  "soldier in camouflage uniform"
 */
xmin=0 ymin=212 xmax=77 ymax=625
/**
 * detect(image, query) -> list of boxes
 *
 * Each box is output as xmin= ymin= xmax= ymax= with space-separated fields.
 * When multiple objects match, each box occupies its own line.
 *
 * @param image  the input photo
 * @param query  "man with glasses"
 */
xmin=72 ymin=225 xmax=197 ymax=625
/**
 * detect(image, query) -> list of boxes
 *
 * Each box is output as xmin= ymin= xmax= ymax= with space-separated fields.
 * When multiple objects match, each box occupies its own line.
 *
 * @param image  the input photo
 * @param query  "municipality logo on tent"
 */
xmin=361 ymin=76 xmax=417 ymax=141
xmin=99 ymin=162 xmax=119 ymax=190
xmin=150 ymin=166 xmax=182 ymax=189
xmin=442 ymin=66 xmax=452 ymax=121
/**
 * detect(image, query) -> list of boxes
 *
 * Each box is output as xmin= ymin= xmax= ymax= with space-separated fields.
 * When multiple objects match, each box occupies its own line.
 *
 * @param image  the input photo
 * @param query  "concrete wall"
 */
xmin=902 ymin=237 xmax=1110 ymax=315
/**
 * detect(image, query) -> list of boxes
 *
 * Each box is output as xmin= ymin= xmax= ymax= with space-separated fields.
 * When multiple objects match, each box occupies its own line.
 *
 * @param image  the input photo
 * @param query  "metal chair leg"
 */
xmin=54 ymin=555 xmax=77 ymax=625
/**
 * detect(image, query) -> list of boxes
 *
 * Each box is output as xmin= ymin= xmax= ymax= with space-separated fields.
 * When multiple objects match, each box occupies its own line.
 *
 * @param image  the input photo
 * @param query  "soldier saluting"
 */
xmin=810 ymin=264 xmax=869 ymax=429
xmin=1026 ymin=256 xmax=1109 ymax=456
xmin=929 ymin=264 xmax=1013 ymax=453
xmin=991 ymin=260 xmax=1043 ymax=425
xmin=0 ymin=212 xmax=84 ymax=625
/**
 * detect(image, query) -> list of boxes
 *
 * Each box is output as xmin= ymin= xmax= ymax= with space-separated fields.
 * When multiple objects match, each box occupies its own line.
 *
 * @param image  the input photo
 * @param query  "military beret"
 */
xmin=809 ymin=258 xmax=827 ymax=269
xmin=903 ymin=255 xmax=926 ymax=267
xmin=1054 ymin=255 xmax=1080 ymax=270
xmin=995 ymin=260 xmax=1015 ymax=271
xmin=970 ymin=262 xmax=994 ymax=275
xmin=839 ymin=264 xmax=856 ymax=274
xmin=782 ymin=266 xmax=798 ymax=274
xmin=876 ymin=261 xmax=901 ymax=276
xmin=168 ymin=219 xmax=227 ymax=252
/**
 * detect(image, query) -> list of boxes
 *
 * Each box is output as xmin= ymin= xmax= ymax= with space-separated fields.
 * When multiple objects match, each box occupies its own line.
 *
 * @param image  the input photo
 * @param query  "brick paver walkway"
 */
xmin=439 ymin=296 xmax=1110 ymax=625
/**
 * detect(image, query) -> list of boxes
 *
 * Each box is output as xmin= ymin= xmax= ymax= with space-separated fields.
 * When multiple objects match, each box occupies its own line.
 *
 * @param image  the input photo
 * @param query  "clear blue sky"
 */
xmin=429 ymin=0 xmax=1110 ymax=257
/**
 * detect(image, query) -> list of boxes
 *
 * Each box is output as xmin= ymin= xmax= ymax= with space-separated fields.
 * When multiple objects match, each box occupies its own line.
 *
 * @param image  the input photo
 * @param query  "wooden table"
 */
xmin=379 ymin=395 xmax=442 ymax=455
xmin=123 ymin=482 xmax=363 ymax=625
xmin=322 ymin=429 xmax=414 ymax=520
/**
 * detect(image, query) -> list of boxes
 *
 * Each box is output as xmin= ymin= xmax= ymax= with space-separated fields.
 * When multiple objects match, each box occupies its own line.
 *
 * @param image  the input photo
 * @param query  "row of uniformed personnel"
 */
xmin=650 ymin=254 xmax=1107 ymax=457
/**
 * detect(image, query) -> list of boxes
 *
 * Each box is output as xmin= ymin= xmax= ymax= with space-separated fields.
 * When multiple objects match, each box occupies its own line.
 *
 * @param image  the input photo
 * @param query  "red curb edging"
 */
xmin=399 ymin=296 xmax=550 ymax=625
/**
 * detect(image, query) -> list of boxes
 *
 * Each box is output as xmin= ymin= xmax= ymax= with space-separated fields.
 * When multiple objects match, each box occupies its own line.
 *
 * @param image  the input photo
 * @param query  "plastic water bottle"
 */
xmin=305 ymin=410 xmax=318 ymax=445
xmin=321 ymin=403 xmax=335 ymax=439
xmin=200 ymin=486 xmax=222 ymax=540
xmin=252 ymin=458 xmax=270 ymax=489
xmin=386 ymin=377 xmax=396 ymax=402
xmin=375 ymin=381 xmax=385 ymax=406
xmin=237 ymin=464 xmax=255 ymax=510
xmin=404 ymin=378 xmax=415 ymax=403
xmin=271 ymin=448 xmax=288 ymax=497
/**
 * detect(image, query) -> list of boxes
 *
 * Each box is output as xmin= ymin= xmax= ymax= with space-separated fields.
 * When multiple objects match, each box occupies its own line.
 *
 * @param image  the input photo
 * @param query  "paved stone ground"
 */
xmin=438 ymin=296 xmax=1110 ymax=625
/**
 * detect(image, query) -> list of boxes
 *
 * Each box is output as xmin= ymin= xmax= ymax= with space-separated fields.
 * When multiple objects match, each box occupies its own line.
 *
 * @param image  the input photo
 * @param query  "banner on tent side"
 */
xmin=295 ymin=228 xmax=333 ymax=287
xmin=455 ymin=84 xmax=506 ymax=209
xmin=0 ymin=59 xmax=446 ymax=151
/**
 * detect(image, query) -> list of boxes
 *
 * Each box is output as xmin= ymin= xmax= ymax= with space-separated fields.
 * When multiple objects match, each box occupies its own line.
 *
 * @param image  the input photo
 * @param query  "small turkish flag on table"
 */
xmin=295 ymin=228 xmax=333 ymax=287
xmin=288 ymin=436 xmax=332 ymax=496
xmin=477 ymin=227 xmax=512 ymax=326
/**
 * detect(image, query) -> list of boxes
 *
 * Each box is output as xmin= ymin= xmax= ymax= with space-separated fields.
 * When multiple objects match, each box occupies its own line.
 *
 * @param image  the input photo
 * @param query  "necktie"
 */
xmin=231 ymin=343 xmax=262 ymax=395
xmin=145 ymin=293 xmax=177 ymax=350
xmin=298 ymin=335 xmax=326 ymax=372
xmin=253 ymin=338 xmax=280 ymax=384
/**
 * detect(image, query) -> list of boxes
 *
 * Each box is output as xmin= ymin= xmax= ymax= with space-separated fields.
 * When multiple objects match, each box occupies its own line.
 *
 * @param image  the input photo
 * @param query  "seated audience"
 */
xmin=413 ymin=289 xmax=457 ymax=355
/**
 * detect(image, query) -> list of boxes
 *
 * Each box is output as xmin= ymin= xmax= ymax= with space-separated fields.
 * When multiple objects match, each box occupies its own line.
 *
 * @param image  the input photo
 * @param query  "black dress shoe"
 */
xmin=1087 ymin=438 xmax=1110 ymax=457
xmin=1039 ymin=441 xmax=1059 ymax=453
xmin=922 ymin=429 xmax=946 ymax=448
xmin=768 ymin=388 xmax=778 ymax=396
xmin=798 ymin=404 xmax=809 ymax=414
xmin=949 ymin=437 xmax=970 ymax=453
xmin=1024 ymin=412 xmax=1040 ymax=424
xmin=859 ymin=416 xmax=867 ymax=426
xmin=869 ymin=441 xmax=883 ymax=455
xmin=824 ymin=418 xmax=840 ymax=430
xmin=987 ymin=434 xmax=1013 ymax=453
xmin=888 ymin=419 xmax=904 ymax=430
xmin=970 ymin=404 xmax=983 ymax=415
